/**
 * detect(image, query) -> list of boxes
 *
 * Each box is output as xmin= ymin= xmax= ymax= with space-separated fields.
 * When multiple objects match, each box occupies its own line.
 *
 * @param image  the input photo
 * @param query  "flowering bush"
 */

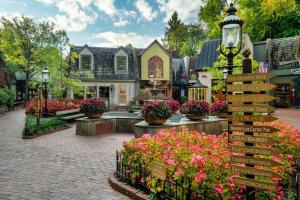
xmin=25 ymin=98 xmax=80 ymax=115
xmin=179 ymin=100 xmax=209 ymax=116
xmin=167 ymin=99 xmax=180 ymax=113
xmin=142 ymin=100 xmax=172 ymax=120
xmin=210 ymin=101 xmax=228 ymax=114
xmin=80 ymin=98 xmax=106 ymax=114
xmin=120 ymin=121 xmax=299 ymax=199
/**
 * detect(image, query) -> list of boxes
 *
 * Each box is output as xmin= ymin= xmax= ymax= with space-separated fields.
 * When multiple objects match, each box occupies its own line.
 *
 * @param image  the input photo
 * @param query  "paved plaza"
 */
xmin=0 ymin=108 xmax=299 ymax=200
xmin=0 ymin=109 xmax=132 ymax=200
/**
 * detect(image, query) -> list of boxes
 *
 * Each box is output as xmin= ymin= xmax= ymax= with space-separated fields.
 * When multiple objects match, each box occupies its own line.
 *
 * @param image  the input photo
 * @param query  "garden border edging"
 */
xmin=108 ymin=172 xmax=148 ymax=200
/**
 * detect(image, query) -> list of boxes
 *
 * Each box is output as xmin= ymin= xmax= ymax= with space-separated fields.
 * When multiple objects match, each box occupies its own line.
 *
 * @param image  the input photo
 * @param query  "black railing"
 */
xmin=115 ymin=151 xmax=223 ymax=200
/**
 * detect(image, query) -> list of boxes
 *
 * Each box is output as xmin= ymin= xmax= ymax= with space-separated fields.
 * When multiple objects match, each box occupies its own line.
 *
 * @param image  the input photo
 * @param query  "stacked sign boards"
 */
xmin=226 ymin=73 xmax=282 ymax=191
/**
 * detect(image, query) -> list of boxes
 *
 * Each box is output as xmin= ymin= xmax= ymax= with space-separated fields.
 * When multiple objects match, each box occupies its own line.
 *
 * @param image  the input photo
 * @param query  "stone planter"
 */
xmin=85 ymin=112 xmax=103 ymax=119
xmin=145 ymin=118 xmax=167 ymax=125
xmin=185 ymin=114 xmax=205 ymax=121
xmin=216 ymin=113 xmax=228 ymax=119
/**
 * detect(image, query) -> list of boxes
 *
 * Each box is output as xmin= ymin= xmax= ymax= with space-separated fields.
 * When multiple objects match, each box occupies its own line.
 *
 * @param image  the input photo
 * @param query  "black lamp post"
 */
xmin=42 ymin=68 xmax=50 ymax=115
xmin=220 ymin=3 xmax=244 ymax=75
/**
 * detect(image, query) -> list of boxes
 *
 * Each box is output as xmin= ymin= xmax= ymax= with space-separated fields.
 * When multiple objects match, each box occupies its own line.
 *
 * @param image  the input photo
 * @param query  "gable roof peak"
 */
xmin=138 ymin=39 xmax=170 ymax=56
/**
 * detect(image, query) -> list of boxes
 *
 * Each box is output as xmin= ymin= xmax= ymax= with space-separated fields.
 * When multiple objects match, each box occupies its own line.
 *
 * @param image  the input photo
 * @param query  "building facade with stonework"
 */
xmin=69 ymin=45 xmax=142 ymax=109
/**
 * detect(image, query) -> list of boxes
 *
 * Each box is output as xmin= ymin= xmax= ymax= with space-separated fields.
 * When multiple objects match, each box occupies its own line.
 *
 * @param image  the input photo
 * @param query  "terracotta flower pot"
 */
xmin=85 ymin=112 xmax=102 ymax=119
xmin=216 ymin=113 xmax=228 ymax=119
xmin=185 ymin=114 xmax=205 ymax=121
xmin=145 ymin=118 xmax=167 ymax=125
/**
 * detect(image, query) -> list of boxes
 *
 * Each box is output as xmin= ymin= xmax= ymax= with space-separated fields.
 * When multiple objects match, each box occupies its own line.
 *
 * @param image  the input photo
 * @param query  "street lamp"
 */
xmin=220 ymin=3 xmax=243 ymax=74
xmin=42 ymin=68 xmax=50 ymax=115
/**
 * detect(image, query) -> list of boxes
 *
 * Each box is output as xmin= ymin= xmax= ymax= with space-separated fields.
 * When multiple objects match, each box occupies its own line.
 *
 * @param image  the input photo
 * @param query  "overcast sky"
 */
xmin=0 ymin=0 xmax=204 ymax=48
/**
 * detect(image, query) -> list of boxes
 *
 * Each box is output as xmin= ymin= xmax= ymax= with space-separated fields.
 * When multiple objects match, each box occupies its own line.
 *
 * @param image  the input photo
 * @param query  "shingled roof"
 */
xmin=71 ymin=45 xmax=144 ymax=80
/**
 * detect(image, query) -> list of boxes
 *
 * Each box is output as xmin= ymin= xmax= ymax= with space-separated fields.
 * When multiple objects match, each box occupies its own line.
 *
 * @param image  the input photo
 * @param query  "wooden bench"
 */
xmin=56 ymin=108 xmax=84 ymax=121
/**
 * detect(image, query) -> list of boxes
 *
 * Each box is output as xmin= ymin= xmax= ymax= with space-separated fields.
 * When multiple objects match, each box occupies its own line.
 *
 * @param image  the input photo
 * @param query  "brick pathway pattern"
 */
xmin=0 ymin=109 xmax=132 ymax=200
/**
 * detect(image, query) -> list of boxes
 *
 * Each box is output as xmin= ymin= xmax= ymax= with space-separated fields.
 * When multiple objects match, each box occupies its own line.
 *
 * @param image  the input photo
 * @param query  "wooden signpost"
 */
xmin=227 ymin=83 xmax=277 ymax=92
xmin=228 ymin=104 xmax=275 ymax=113
xmin=34 ymin=89 xmax=42 ymax=130
xmin=226 ymin=68 xmax=282 ymax=195
xmin=227 ymin=94 xmax=276 ymax=103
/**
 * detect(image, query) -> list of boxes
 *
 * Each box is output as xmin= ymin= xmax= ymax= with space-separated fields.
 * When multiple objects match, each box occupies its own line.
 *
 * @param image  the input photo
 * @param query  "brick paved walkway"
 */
xmin=274 ymin=108 xmax=300 ymax=130
xmin=0 ymin=109 xmax=132 ymax=200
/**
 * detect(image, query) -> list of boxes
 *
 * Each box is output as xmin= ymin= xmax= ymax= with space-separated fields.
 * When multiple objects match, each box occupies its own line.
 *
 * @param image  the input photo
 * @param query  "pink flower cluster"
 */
xmin=210 ymin=101 xmax=228 ymax=113
xmin=80 ymin=98 xmax=106 ymax=113
xmin=179 ymin=100 xmax=209 ymax=115
xmin=142 ymin=100 xmax=171 ymax=119
xmin=167 ymin=99 xmax=180 ymax=112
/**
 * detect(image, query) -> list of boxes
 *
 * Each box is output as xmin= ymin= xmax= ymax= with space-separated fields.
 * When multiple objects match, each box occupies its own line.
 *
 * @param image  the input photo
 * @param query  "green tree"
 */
xmin=0 ymin=16 xmax=77 ymax=98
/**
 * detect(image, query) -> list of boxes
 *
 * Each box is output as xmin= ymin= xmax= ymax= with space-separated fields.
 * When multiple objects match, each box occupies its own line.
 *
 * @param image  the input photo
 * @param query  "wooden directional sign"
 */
xmin=228 ymin=104 xmax=275 ymax=113
xmin=227 ymin=73 xmax=274 ymax=82
xmin=227 ymin=94 xmax=276 ymax=103
xmin=232 ymin=177 xmax=277 ymax=191
xmin=231 ymin=155 xmax=283 ymax=167
xmin=227 ymin=115 xmax=277 ymax=122
xmin=229 ymin=134 xmax=274 ymax=144
xmin=229 ymin=125 xmax=280 ymax=133
xmin=227 ymin=83 xmax=277 ymax=92
xmin=151 ymin=161 xmax=167 ymax=180
xmin=231 ymin=165 xmax=281 ymax=178
xmin=230 ymin=145 xmax=278 ymax=156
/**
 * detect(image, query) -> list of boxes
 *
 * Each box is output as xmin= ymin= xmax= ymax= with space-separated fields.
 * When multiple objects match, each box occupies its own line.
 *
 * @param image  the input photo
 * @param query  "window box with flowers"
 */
xmin=80 ymin=98 xmax=106 ymax=118
xmin=142 ymin=100 xmax=172 ymax=125
xmin=179 ymin=100 xmax=209 ymax=121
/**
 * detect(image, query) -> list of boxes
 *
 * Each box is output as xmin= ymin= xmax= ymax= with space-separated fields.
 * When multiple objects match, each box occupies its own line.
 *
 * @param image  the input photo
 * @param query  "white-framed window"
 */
xmin=80 ymin=55 xmax=92 ymax=70
xmin=115 ymin=49 xmax=128 ymax=73
xmin=116 ymin=56 xmax=127 ymax=71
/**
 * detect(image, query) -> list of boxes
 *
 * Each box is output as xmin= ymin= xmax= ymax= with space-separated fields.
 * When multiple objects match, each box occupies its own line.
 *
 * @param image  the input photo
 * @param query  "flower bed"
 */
xmin=25 ymin=98 xmax=80 ymax=115
xmin=120 ymin=122 xmax=299 ymax=199
xmin=80 ymin=98 xmax=106 ymax=114
xmin=142 ymin=100 xmax=172 ymax=120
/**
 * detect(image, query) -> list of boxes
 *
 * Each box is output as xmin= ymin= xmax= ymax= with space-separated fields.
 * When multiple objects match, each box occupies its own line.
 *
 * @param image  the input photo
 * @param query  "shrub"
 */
xmin=23 ymin=115 xmax=68 ymax=136
xmin=167 ymin=99 xmax=180 ymax=112
xmin=0 ymin=87 xmax=15 ymax=107
xmin=26 ymin=98 xmax=79 ymax=115
xmin=179 ymin=100 xmax=209 ymax=115
xmin=121 ymin=123 xmax=299 ymax=199
xmin=142 ymin=100 xmax=172 ymax=120
xmin=80 ymin=98 xmax=106 ymax=114
xmin=179 ymin=96 xmax=188 ymax=104
xmin=210 ymin=101 xmax=228 ymax=114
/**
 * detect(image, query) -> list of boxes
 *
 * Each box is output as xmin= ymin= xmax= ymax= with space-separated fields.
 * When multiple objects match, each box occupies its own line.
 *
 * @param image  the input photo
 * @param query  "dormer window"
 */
xmin=80 ymin=55 xmax=92 ymax=70
xmin=114 ymin=49 xmax=128 ymax=73
xmin=116 ymin=56 xmax=127 ymax=71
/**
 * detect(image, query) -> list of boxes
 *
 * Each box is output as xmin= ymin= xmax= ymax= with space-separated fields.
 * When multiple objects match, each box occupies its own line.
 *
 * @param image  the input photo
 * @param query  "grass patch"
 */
xmin=24 ymin=115 xmax=68 ymax=137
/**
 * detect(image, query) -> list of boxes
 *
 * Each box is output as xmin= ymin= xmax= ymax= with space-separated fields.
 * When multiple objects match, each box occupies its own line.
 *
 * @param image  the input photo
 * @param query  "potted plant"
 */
xmin=80 ymin=98 xmax=106 ymax=118
xmin=167 ymin=99 xmax=180 ymax=114
xmin=179 ymin=100 xmax=209 ymax=121
xmin=142 ymin=100 xmax=172 ymax=125
xmin=210 ymin=101 xmax=228 ymax=118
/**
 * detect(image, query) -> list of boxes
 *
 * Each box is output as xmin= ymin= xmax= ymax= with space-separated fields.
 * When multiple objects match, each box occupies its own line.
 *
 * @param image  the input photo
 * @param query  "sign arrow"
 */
xmin=227 ymin=73 xmax=275 ymax=82
xmin=230 ymin=145 xmax=278 ymax=156
xmin=231 ymin=165 xmax=282 ymax=178
xmin=227 ymin=83 xmax=277 ymax=92
xmin=229 ymin=125 xmax=280 ymax=133
xmin=231 ymin=155 xmax=283 ymax=167
xmin=227 ymin=94 xmax=276 ymax=103
xmin=232 ymin=176 xmax=277 ymax=191
xmin=229 ymin=134 xmax=275 ymax=144
xmin=227 ymin=115 xmax=277 ymax=122
xmin=228 ymin=105 xmax=275 ymax=113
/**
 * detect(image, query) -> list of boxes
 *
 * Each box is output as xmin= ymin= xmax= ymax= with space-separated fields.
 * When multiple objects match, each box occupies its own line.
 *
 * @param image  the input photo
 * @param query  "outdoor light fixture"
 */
xmin=220 ymin=3 xmax=243 ymax=74
xmin=42 ymin=68 xmax=50 ymax=83
xmin=42 ymin=67 xmax=50 ymax=115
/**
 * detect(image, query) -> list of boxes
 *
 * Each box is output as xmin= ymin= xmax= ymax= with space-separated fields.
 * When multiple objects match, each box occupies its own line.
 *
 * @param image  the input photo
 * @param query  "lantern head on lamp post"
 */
xmin=42 ymin=68 xmax=50 ymax=115
xmin=220 ymin=3 xmax=243 ymax=75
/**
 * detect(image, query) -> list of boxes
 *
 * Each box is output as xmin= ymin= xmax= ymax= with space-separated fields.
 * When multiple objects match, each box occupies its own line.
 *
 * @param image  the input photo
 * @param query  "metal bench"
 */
xmin=56 ymin=108 xmax=84 ymax=120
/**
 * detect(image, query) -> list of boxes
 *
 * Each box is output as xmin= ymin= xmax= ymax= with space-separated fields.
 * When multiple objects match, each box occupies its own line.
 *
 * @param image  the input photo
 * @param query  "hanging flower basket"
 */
xmin=142 ymin=100 xmax=171 ymax=125
xmin=179 ymin=100 xmax=209 ymax=121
